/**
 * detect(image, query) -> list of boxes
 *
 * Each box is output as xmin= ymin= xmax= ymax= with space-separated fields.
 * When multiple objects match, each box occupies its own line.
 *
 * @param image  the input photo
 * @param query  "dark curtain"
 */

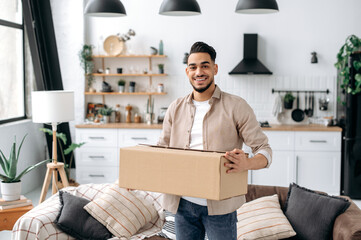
xmin=23 ymin=0 xmax=74 ymax=168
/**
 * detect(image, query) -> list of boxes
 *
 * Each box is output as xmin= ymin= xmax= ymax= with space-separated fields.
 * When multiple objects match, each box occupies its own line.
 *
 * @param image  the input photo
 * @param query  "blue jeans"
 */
xmin=175 ymin=198 xmax=237 ymax=240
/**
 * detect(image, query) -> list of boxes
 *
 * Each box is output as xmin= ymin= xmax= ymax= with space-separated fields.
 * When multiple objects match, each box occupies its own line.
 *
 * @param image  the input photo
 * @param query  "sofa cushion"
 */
xmin=84 ymin=184 xmax=158 ymax=239
xmin=54 ymin=191 xmax=112 ymax=240
xmin=237 ymin=194 xmax=296 ymax=240
xmin=284 ymin=183 xmax=351 ymax=240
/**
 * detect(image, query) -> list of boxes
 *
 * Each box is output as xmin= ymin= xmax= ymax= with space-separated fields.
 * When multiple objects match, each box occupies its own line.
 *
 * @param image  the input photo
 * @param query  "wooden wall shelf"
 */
xmin=93 ymin=55 xmax=167 ymax=58
xmin=93 ymin=73 xmax=167 ymax=77
xmin=85 ymin=92 xmax=167 ymax=96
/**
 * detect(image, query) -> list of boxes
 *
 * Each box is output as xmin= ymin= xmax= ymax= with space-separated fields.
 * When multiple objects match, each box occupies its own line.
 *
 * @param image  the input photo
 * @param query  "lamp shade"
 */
xmin=84 ymin=0 xmax=126 ymax=17
xmin=235 ymin=0 xmax=279 ymax=14
xmin=159 ymin=0 xmax=201 ymax=16
xmin=31 ymin=91 xmax=74 ymax=123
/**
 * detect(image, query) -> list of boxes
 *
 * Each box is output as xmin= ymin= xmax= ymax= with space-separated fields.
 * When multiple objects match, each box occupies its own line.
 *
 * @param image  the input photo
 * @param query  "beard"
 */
xmin=191 ymin=78 xmax=214 ymax=93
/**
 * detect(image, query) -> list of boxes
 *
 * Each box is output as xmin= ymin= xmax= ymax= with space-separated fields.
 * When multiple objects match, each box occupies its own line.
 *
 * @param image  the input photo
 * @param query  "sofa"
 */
xmin=12 ymin=184 xmax=361 ymax=240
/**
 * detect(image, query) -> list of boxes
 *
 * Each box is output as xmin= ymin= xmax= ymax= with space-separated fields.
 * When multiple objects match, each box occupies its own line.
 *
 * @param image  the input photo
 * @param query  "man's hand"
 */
xmin=224 ymin=148 xmax=249 ymax=173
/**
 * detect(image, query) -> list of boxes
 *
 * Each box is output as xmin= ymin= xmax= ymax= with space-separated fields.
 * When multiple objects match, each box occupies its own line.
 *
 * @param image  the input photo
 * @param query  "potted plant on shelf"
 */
xmin=98 ymin=107 xmax=114 ymax=123
xmin=157 ymin=64 xmax=164 ymax=74
xmin=284 ymin=92 xmax=295 ymax=109
xmin=118 ymin=79 xmax=126 ymax=93
xmin=0 ymin=135 xmax=50 ymax=201
xmin=335 ymin=35 xmax=361 ymax=96
xmin=39 ymin=129 xmax=85 ymax=189
xmin=79 ymin=44 xmax=95 ymax=92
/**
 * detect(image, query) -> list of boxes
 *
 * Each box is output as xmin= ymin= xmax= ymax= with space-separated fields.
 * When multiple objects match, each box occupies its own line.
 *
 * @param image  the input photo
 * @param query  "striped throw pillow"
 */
xmin=237 ymin=194 xmax=296 ymax=240
xmin=84 ymin=185 xmax=158 ymax=239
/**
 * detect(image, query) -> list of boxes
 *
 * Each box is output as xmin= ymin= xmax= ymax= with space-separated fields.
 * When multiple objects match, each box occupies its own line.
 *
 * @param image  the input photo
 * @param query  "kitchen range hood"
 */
xmin=229 ymin=34 xmax=272 ymax=75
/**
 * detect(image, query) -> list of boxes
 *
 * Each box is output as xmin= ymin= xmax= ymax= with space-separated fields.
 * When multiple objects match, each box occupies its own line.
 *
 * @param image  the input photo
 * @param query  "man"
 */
xmin=158 ymin=42 xmax=272 ymax=240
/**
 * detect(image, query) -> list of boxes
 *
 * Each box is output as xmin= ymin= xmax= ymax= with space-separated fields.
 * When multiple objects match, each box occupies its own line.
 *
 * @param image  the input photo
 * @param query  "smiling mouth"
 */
xmin=194 ymin=77 xmax=207 ymax=82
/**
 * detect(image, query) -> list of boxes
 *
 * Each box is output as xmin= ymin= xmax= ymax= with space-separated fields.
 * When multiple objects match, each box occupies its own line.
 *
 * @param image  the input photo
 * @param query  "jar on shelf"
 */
xmin=115 ymin=104 xmax=121 ymax=123
xmin=157 ymin=83 xmax=164 ymax=93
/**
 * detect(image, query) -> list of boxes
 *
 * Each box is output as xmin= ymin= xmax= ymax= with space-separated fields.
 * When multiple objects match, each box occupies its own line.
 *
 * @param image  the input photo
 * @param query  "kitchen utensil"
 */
xmin=304 ymin=92 xmax=309 ymax=116
xmin=291 ymin=92 xmax=305 ymax=122
xmin=307 ymin=92 xmax=313 ymax=117
xmin=309 ymin=92 xmax=314 ymax=117
xmin=319 ymin=94 xmax=330 ymax=111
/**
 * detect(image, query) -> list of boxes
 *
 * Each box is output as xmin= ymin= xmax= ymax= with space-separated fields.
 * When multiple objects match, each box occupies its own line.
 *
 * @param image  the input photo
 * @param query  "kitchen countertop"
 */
xmin=75 ymin=123 xmax=163 ymax=129
xmin=76 ymin=123 xmax=341 ymax=132
xmin=261 ymin=124 xmax=342 ymax=132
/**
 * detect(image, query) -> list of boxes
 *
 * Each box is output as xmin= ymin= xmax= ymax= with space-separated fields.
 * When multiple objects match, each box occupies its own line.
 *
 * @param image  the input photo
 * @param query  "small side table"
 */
xmin=0 ymin=205 xmax=33 ymax=231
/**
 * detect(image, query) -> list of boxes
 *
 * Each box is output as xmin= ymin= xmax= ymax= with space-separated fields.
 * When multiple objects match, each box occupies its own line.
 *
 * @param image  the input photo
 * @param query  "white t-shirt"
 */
xmin=182 ymin=99 xmax=210 ymax=206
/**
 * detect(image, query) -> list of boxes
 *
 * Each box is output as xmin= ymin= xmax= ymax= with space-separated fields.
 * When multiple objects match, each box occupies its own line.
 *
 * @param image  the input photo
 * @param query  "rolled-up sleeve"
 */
xmin=237 ymin=101 xmax=272 ymax=168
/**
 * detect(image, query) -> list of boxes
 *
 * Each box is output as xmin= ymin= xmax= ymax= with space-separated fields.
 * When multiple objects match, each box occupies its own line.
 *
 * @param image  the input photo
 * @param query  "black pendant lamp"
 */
xmin=159 ymin=0 xmax=201 ymax=16
xmin=236 ymin=0 xmax=279 ymax=14
xmin=84 ymin=0 xmax=126 ymax=17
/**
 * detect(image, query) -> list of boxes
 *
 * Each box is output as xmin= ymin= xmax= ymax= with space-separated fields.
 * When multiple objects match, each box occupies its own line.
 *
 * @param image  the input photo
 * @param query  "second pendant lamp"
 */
xmin=159 ymin=0 xmax=201 ymax=16
xmin=236 ymin=0 xmax=279 ymax=14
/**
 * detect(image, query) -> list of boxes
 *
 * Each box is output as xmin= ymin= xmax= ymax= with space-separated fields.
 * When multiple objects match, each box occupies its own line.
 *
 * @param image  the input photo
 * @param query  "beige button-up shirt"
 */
xmin=158 ymin=86 xmax=272 ymax=215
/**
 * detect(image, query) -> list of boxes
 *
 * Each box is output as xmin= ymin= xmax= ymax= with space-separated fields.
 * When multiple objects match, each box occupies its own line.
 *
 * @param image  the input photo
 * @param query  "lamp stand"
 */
xmin=39 ymin=123 xmax=69 ymax=204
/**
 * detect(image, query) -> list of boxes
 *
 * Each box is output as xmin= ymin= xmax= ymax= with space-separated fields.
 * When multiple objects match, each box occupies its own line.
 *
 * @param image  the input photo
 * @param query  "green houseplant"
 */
xmin=79 ymin=44 xmax=95 ymax=91
xmin=0 ymin=135 xmax=50 ymax=200
xmin=118 ymin=79 xmax=126 ymax=93
xmin=284 ymin=92 xmax=295 ymax=109
xmin=39 ymin=128 xmax=85 ymax=188
xmin=157 ymin=64 xmax=164 ymax=74
xmin=335 ymin=35 xmax=361 ymax=95
xmin=98 ymin=107 xmax=114 ymax=123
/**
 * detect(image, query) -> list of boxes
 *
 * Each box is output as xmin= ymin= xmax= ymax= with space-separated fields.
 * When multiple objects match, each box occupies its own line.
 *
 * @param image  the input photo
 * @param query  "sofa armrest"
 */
xmin=246 ymin=184 xmax=289 ymax=209
xmin=333 ymin=196 xmax=361 ymax=240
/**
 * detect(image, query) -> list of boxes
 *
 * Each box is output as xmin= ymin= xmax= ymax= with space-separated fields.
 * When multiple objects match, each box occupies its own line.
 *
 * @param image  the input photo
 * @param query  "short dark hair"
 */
xmin=189 ymin=42 xmax=217 ymax=62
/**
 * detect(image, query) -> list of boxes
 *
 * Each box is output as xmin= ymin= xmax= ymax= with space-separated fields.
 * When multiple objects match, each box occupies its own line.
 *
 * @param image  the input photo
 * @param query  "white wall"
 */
xmin=61 ymin=0 xmax=361 ymax=125
xmin=0 ymin=121 xmax=47 ymax=194
xmin=51 ymin=0 xmax=84 ymax=140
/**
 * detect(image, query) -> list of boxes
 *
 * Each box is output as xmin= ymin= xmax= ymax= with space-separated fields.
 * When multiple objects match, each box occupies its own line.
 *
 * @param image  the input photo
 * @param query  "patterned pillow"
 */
xmin=237 ymin=194 xmax=296 ymax=240
xmin=84 ymin=184 xmax=158 ymax=239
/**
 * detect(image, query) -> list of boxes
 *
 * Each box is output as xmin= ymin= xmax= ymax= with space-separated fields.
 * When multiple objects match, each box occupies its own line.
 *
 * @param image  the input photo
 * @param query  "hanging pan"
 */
xmin=291 ymin=92 xmax=305 ymax=122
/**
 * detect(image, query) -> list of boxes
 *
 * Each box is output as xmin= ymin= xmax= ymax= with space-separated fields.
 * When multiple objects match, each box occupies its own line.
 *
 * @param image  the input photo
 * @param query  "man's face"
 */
xmin=186 ymin=52 xmax=218 ymax=93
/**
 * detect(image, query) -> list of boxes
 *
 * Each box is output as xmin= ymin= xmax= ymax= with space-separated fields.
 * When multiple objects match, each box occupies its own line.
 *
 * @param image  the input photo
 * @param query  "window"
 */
xmin=0 ymin=0 xmax=26 ymax=124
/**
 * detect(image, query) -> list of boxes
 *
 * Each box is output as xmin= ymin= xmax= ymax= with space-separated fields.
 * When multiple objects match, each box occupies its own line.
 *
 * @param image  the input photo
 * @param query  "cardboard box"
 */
xmin=118 ymin=145 xmax=248 ymax=200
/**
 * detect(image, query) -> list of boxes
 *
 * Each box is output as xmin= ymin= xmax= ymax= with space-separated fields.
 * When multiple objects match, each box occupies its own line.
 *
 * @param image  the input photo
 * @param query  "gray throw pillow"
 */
xmin=284 ymin=183 xmax=351 ymax=240
xmin=54 ymin=191 xmax=112 ymax=240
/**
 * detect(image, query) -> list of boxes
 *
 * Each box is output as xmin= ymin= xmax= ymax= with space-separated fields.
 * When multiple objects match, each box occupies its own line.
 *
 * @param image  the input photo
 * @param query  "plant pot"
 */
xmin=284 ymin=100 xmax=294 ymax=109
xmin=158 ymin=68 xmax=164 ymax=74
xmin=103 ymin=115 xmax=110 ymax=124
xmin=118 ymin=85 xmax=125 ymax=93
xmin=1 ymin=181 xmax=21 ymax=201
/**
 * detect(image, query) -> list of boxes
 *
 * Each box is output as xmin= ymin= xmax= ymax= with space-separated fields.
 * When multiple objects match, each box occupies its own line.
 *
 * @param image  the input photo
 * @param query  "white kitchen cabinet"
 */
xmin=295 ymin=151 xmax=341 ymax=196
xmin=75 ymin=127 xmax=161 ymax=184
xmin=250 ymin=130 xmax=341 ymax=195
xmin=294 ymin=132 xmax=341 ymax=195
xmin=294 ymin=132 xmax=341 ymax=152
xmin=252 ymin=150 xmax=294 ymax=187
xmin=118 ymin=129 xmax=162 ymax=147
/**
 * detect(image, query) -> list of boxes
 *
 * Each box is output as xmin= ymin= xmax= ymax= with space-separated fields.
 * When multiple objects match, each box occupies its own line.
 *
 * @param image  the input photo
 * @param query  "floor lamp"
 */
xmin=32 ymin=91 xmax=74 ymax=204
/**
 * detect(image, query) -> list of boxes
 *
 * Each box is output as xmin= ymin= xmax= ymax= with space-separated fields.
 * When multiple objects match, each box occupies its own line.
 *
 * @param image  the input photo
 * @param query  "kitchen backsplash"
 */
xmin=216 ymin=74 xmax=336 ymax=124
xmin=88 ymin=74 xmax=336 ymax=125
